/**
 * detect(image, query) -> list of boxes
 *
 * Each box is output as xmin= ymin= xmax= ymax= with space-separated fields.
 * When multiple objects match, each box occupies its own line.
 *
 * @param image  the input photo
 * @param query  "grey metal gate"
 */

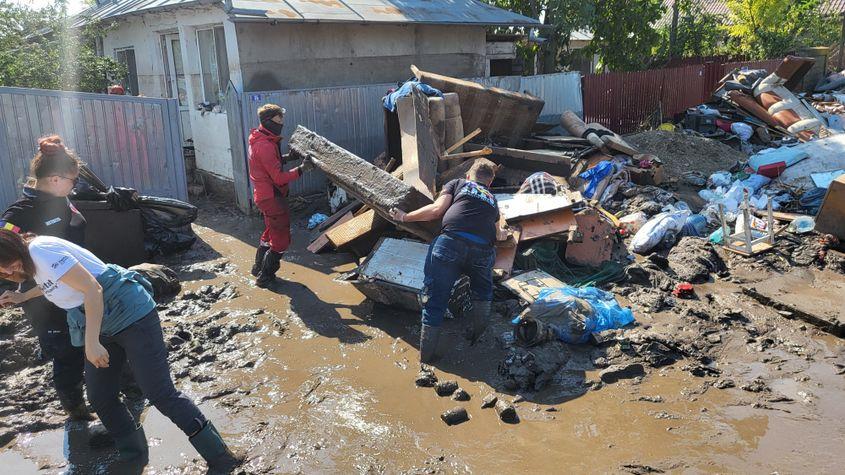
xmin=0 ymin=87 xmax=187 ymax=208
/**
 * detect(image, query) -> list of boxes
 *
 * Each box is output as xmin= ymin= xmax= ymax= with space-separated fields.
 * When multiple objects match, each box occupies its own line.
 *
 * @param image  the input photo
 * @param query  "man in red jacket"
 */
xmin=248 ymin=104 xmax=313 ymax=287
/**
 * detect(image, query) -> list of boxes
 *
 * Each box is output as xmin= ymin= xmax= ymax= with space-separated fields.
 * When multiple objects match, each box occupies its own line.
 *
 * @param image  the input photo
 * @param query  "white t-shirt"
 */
xmin=29 ymin=235 xmax=108 ymax=309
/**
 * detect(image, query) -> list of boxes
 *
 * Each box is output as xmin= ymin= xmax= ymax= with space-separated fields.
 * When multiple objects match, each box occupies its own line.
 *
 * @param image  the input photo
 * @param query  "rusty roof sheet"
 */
xmin=226 ymin=0 xmax=541 ymax=25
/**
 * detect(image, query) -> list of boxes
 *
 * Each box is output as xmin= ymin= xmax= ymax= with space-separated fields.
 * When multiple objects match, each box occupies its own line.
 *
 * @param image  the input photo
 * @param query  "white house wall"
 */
xmin=235 ymin=23 xmax=487 ymax=91
xmin=102 ymin=7 xmax=236 ymax=180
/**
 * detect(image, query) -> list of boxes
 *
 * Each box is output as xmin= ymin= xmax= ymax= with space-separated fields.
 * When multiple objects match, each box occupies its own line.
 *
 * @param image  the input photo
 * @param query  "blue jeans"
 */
xmin=422 ymin=234 xmax=495 ymax=327
xmin=85 ymin=311 xmax=207 ymax=438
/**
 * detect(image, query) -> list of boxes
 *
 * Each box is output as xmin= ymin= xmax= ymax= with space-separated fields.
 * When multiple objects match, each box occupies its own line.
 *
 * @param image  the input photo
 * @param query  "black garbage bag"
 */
xmin=137 ymin=196 xmax=197 ymax=255
xmin=136 ymin=196 xmax=198 ymax=228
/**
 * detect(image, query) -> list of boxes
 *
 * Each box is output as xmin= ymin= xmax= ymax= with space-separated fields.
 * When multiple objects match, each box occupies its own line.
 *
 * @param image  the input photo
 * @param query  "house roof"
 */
xmin=71 ymin=0 xmax=208 ymax=27
xmin=73 ymin=0 xmax=540 ymax=27
xmin=656 ymin=0 xmax=845 ymax=27
xmin=226 ymin=0 xmax=539 ymax=26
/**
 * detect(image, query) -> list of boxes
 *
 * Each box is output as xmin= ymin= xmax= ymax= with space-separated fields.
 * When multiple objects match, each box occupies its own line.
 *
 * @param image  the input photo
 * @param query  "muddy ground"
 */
xmin=1 ymin=197 xmax=844 ymax=474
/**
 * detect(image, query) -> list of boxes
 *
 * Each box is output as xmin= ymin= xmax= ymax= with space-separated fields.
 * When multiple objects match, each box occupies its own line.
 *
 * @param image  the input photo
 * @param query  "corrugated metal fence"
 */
xmin=0 ymin=87 xmax=186 ymax=208
xmin=233 ymin=72 xmax=583 ymax=203
xmin=582 ymin=59 xmax=782 ymax=134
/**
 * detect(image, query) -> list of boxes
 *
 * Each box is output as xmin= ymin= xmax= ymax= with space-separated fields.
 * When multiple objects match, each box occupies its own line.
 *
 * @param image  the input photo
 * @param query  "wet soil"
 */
xmin=1 ymin=198 xmax=844 ymax=473
xmin=626 ymin=130 xmax=746 ymax=178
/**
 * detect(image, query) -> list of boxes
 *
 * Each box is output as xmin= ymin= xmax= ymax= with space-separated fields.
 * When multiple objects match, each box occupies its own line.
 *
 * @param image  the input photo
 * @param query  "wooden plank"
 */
xmin=465 ymin=143 xmax=571 ymax=176
xmin=444 ymin=127 xmax=481 ymax=154
xmin=397 ymin=89 xmax=440 ymax=199
xmin=308 ymin=211 xmax=354 ymax=254
xmin=516 ymin=207 xmax=577 ymax=241
xmin=315 ymin=200 xmax=364 ymax=235
xmin=500 ymin=270 xmax=565 ymax=304
xmin=441 ymin=147 xmax=492 ymax=161
xmin=326 ymin=209 xmax=388 ymax=249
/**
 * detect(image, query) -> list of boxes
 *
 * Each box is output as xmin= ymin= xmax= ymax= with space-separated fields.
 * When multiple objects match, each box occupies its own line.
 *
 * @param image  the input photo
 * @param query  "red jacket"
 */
xmin=248 ymin=126 xmax=301 ymax=205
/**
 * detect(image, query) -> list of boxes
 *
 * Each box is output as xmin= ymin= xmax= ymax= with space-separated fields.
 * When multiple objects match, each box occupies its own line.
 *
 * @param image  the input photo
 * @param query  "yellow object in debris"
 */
xmin=658 ymin=123 xmax=676 ymax=132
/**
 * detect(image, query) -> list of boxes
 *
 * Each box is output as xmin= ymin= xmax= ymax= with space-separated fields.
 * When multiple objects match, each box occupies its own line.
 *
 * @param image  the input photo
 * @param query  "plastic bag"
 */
xmin=308 ymin=213 xmax=329 ymax=230
xmin=800 ymin=188 xmax=827 ymax=215
xmin=137 ymin=196 xmax=198 ymax=228
xmin=619 ymin=212 xmax=648 ymax=234
xmin=709 ymin=226 xmax=729 ymax=244
xmin=578 ymin=161 xmax=614 ymax=199
xmin=731 ymin=122 xmax=754 ymax=141
xmin=514 ymin=286 xmax=635 ymax=345
xmin=708 ymin=171 xmax=732 ymax=188
xmin=629 ymin=210 xmax=691 ymax=254
xmin=681 ymin=214 xmax=708 ymax=237
xmin=788 ymin=216 xmax=816 ymax=234
xmin=136 ymin=196 xmax=198 ymax=255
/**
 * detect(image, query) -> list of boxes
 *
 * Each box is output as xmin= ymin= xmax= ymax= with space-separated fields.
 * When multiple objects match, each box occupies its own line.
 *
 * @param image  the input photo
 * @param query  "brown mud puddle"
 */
xmin=1 ymin=199 xmax=844 ymax=473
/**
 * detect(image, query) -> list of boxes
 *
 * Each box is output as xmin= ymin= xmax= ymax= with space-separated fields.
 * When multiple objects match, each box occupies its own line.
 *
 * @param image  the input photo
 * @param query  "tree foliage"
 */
xmin=656 ymin=0 xmax=725 ymax=59
xmin=0 ymin=0 xmax=126 ymax=92
xmin=486 ymin=0 xmax=596 ymax=73
xmin=725 ymin=0 xmax=840 ymax=59
xmin=587 ymin=0 xmax=665 ymax=72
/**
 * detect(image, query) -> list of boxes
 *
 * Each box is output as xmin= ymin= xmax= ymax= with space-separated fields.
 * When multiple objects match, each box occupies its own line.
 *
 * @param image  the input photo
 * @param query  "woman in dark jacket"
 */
xmin=1 ymin=135 xmax=92 ymax=419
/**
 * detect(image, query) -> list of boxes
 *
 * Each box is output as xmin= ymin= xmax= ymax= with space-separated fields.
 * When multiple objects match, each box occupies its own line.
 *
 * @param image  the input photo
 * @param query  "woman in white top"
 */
xmin=0 ymin=230 xmax=242 ymax=472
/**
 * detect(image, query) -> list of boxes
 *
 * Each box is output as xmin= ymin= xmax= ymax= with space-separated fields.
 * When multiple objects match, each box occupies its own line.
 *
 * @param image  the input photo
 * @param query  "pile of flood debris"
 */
xmin=286 ymin=62 xmax=845 ymax=426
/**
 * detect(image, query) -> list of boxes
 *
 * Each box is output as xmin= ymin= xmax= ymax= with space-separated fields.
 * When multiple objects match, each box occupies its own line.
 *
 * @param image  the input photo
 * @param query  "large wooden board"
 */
xmin=326 ymin=209 xmax=388 ymax=249
xmin=501 ymin=270 xmax=566 ymax=304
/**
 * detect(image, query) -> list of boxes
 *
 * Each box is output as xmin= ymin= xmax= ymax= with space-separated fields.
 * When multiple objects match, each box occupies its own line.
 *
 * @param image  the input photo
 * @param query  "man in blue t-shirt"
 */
xmin=390 ymin=162 xmax=507 ymax=363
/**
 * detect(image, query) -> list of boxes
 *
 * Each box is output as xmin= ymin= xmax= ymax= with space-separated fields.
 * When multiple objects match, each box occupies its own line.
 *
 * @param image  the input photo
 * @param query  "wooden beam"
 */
xmin=444 ymin=127 xmax=482 ymax=155
xmin=441 ymin=147 xmax=493 ymax=161
xmin=308 ymin=212 xmax=354 ymax=254
xmin=288 ymin=126 xmax=439 ymax=242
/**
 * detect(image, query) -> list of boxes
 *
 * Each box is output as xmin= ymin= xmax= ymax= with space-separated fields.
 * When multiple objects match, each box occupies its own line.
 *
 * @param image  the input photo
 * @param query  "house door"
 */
xmin=161 ymin=33 xmax=192 ymax=144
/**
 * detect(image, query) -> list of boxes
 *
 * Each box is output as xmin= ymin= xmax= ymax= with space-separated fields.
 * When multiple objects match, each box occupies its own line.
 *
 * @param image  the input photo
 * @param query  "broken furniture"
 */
xmin=288 ymin=125 xmax=440 ymax=242
xmin=348 ymin=237 xmax=470 ymax=316
xmin=719 ymin=193 xmax=776 ymax=256
xmin=814 ymin=174 xmax=845 ymax=240
xmin=411 ymin=65 xmax=544 ymax=147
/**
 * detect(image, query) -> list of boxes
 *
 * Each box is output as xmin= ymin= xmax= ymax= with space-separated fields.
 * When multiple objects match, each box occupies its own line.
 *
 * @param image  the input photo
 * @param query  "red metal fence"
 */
xmin=582 ymin=59 xmax=782 ymax=134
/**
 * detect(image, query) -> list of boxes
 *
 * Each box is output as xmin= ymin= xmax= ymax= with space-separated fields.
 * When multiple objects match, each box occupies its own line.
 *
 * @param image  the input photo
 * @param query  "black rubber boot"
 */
xmin=189 ymin=421 xmax=244 ymax=474
xmin=87 ymin=422 xmax=114 ymax=448
xmin=58 ymin=384 xmax=95 ymax=421
xmin=419 ymin=324 xmax=441 ymax=364
xmin=467 ymin=300 xmax=492 ymax=344
xmin=255 ymin=250 xmax=282 ymax=288
xmin=250 ymin=243 xmax=271 ymax=277
xmin=114 ymin=424 xmax=149 ymax=463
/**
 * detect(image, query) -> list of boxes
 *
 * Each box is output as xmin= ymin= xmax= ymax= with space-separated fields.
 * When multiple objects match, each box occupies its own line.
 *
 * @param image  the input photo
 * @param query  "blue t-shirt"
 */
xmin=440 ymin=179 xmax=499 ymax=245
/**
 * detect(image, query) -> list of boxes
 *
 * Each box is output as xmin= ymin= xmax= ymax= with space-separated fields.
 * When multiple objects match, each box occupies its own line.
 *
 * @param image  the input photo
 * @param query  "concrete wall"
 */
xmin=236 ymin=23 xmax=487 ymax=91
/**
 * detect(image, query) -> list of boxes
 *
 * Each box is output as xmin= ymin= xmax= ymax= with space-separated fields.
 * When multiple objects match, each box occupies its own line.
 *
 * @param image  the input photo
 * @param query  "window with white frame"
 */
xmin=196 ymin=26 xmax=230 ymax=106
xmin=114 ymin=47 xmax=139 ymax=95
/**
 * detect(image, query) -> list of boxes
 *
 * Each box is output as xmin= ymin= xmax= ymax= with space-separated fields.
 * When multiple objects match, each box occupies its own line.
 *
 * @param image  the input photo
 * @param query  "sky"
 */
xmin=15 ymin=0 xmax=90 ymax=15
